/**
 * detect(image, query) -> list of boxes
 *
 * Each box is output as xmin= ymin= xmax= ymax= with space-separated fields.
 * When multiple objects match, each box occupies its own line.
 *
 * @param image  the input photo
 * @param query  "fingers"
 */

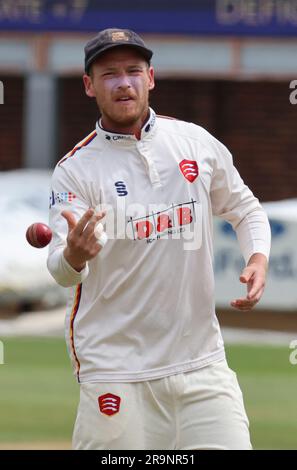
xmin=62 ymin=208 xmax=106 ymax=239
xmin=230 ymin=297 xmax=258 ymax=310
xmin=61 ymin=210 xmax=77 ymax=232
xmin=62 ymin=210 xmax=101 ymax=263
xmin=74 ymin=208 xmax=96 ymax=235
xmin=62 ymin=208 xmax=94 ymax=236
xmin=247 ymin=277 xmax=265 ymax=300
xmin=231 ymin=285 xmax=265 ymax=311
xmin=235 ymin=263 xmax=266 ymax=309
xmin=239 ymin=266 xmax=254 ymax=284
xmin=81 ymin=210 xmax=106 ymax=241
xmin=94 ymin=222 xmax=104 ymax=238
xmin=231 ymin=257 xmax=268 ymax=311
xmin=82 ymin=213 xmax=105 ymax=241
xmin=61 ymin=208 xmax=107 ymax=270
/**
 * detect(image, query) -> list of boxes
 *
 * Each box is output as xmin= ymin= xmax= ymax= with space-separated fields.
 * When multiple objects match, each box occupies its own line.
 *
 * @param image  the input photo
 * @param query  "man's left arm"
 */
xmin=208 ymin=134 xmax=271 ymax=311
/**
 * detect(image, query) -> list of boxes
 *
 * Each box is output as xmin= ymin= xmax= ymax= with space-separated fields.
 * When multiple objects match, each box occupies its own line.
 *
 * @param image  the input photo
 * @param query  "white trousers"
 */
xmin=72 ymin=359 xmax=252 ymax=450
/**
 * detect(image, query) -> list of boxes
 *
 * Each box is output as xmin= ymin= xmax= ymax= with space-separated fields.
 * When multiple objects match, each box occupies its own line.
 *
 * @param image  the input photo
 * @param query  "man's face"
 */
xmin=83 ymin=47 xmax=155 ymax=129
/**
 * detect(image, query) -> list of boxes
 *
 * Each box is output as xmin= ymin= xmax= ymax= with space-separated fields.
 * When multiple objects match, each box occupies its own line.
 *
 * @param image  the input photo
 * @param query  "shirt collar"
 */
xmin=96 ymin=107 xmax=157 ymax=144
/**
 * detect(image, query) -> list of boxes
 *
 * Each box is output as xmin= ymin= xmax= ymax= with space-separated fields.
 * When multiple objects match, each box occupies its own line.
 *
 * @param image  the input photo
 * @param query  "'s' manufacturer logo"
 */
xmin=98 ymin=393 xmax=121 ymax=416
xmin=179 ymin=159 xmax=199 ymax=183
xmin=115 ymin=181 xmax=128 ymax=196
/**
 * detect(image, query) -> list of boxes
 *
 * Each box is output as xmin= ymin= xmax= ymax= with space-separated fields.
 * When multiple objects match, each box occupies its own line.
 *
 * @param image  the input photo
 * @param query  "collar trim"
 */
xmin=96 ymin=108 xmax=156 ymax=143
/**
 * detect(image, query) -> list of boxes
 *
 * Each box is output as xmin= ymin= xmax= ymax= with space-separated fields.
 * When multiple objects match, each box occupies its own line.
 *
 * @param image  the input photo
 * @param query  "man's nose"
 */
xmin=116 ymin=74 xmax=132 ymax=89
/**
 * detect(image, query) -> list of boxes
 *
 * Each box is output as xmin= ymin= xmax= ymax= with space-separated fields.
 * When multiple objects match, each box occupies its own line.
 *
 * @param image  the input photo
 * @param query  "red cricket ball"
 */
xmin=26 ymin=222 xmax=52 ymax=248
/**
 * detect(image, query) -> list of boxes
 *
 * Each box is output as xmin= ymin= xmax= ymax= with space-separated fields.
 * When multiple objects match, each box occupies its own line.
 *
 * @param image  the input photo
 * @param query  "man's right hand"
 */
xmin=62 ymin=208 xmax=106 ymax=272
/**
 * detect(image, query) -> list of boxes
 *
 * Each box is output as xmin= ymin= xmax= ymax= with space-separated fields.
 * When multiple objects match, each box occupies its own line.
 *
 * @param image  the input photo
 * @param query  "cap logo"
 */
xmin=111 ymin=32 xmax=129 ymax=42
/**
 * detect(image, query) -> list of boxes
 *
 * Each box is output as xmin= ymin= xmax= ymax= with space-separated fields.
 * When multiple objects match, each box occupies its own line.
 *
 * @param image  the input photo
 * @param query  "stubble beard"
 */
xmin=99 ymin=96 xmax=149 ymax=131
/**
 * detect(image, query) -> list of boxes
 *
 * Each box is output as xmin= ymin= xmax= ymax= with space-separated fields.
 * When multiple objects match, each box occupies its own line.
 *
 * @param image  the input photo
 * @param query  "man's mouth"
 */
xmin=116 ymin=97 xmax=134 ymax=102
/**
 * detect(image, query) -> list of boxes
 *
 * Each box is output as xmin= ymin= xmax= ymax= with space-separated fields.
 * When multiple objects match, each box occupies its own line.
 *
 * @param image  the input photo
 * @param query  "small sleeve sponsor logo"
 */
xmin=49 ymin=190 xmax=76 ymax=208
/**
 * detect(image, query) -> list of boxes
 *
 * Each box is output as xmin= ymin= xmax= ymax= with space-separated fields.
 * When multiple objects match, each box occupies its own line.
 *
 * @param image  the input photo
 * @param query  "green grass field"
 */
xmin=0 ymin=337 xmax=297 ymax=449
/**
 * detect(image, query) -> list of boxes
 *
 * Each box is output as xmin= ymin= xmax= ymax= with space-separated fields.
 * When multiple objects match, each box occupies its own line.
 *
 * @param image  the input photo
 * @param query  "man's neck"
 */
xmin=101 ymin=109 xmax=150 ymax=140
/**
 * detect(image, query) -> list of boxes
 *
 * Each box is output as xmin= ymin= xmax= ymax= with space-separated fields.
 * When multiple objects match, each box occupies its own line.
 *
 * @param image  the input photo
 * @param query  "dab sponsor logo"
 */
xmin=98 ymin=393 xmax=121 ymax=416
xmin=127 ymin=199 xmax=197 ymax=243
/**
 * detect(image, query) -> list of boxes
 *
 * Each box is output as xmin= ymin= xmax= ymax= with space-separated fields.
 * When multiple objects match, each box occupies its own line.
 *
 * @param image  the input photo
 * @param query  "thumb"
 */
xmin=239 ymin=266 xmax=254 ymax=284
xmin=61 ymin=210 xmax=77 ymax=232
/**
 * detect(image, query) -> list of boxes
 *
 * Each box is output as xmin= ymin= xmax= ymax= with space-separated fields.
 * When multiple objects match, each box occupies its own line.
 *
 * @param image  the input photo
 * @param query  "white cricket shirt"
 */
xmin=47 ymin=108 xmax=271 ymax=383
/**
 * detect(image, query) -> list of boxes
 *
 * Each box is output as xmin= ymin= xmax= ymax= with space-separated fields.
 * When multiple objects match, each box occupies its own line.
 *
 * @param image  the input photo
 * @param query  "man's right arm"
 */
xmin=47 ymin=164 xmax=103 ymax=287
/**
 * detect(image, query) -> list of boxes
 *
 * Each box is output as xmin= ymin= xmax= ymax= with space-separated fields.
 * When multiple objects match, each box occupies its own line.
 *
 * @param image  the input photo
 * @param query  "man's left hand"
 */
xmin=230 ymin=253 xmax=268 ymax=311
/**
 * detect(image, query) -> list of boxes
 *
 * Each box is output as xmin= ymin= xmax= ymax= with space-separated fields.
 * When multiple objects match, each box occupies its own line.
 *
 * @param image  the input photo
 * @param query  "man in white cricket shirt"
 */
xmin=47 ymin=28 xmax=271 ymax=450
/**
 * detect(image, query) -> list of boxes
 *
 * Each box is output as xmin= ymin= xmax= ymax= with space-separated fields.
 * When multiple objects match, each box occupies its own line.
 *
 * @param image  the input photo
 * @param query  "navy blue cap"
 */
xmin=84 ymin=28 xmax=153 ymax=73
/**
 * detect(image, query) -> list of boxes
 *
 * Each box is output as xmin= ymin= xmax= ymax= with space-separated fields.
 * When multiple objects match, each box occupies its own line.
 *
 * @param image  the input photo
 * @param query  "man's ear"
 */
xmin=148 ymin=66 xmax=155 ymax=91
xmin=83 ymin=73 xmax=96 ymax=98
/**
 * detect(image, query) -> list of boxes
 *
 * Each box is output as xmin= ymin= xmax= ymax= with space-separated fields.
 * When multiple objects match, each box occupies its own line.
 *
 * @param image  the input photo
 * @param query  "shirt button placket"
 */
xmin=136 ymin=142 xmax=161 ymax=187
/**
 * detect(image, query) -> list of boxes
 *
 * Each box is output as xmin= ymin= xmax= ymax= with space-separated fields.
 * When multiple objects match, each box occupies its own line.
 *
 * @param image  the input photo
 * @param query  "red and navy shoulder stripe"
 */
xmin=69 ymin=283 xmax=82 ymax=382
xmin=58 ymin=130 xmax=97 ymax=166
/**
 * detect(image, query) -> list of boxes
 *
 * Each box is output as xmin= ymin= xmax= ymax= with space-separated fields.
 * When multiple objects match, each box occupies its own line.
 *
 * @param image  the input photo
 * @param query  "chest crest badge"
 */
xmin=98 ymin=393 xmax=121 ymax=416
xmin=179 ymin=159 xmax=199 ymax=183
